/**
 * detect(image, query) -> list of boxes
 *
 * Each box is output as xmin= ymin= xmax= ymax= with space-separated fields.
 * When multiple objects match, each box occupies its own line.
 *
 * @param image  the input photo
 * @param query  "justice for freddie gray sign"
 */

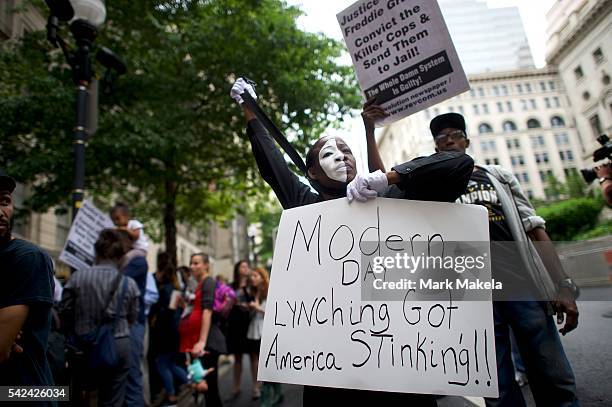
xmin=337 ymin=0 xmax=469 ymax=126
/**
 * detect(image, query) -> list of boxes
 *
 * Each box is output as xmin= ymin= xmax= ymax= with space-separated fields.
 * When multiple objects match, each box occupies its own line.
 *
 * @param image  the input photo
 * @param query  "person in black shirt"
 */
xmin=0 ymin=171 xmax=56 ymax=405
xmin=429 ymin=113 xmax=579 ymax=407
xmin=230 ymin=79 xmax=475 ymax=406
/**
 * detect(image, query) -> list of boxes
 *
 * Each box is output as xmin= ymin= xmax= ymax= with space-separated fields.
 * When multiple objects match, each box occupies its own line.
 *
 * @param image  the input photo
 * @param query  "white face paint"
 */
xmin=318 ymin=138 xmax=348 ymax=182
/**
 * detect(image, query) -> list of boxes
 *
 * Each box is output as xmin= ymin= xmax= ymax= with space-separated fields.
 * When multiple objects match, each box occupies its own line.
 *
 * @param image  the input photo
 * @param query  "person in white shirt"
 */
xmin=109 ymin=202 xmax=149 ymax=253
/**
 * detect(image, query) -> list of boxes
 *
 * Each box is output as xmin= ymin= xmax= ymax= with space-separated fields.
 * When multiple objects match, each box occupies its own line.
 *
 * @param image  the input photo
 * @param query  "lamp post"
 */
xmin=44 ymin=0 xmax=107 ymax=219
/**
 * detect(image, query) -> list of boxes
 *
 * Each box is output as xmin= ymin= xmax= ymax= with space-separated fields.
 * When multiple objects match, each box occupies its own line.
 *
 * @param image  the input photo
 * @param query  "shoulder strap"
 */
xmin=103 ymin=272 xmax=124 ymax=316
xmin=241 ymin=91 xmax=308 ymax=175
xmin=112 ymin=277 xmax=129 ymax=327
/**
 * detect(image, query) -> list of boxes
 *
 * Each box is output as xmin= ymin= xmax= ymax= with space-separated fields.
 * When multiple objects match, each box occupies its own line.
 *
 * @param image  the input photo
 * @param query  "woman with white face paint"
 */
xmin=230 ymin=78 xmax=470 ymax=406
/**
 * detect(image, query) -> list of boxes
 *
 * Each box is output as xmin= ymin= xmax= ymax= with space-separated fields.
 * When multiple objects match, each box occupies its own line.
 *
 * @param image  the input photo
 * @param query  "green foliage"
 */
xmin=536 ymin=197 xmax=605 ymax=241
xmin=572 ymin=218 xmax=612 ymax=241
xmin=0 ymin=0 xmax=361 ymax=256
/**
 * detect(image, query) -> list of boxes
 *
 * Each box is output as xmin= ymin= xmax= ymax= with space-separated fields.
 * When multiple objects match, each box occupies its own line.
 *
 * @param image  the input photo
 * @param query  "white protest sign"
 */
xmin=337 ymin=0 xmax=470 ymax=126
xmin=59 ymin=200 xmax=113 ymax=270
xmin=258 ymin=198 xmax=498 ymax=397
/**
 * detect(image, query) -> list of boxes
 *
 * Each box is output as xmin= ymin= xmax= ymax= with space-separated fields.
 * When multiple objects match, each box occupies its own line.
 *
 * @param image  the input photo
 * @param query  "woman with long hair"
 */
xmin=178 ymin=253 xmax=226 ymax=407
xmin=226 ymin=260 xmax=253 ymax=398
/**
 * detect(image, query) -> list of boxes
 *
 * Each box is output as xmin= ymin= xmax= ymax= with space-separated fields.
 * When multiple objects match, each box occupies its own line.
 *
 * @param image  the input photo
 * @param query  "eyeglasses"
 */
xmin=434 ymin=130 xmax=466 ymax=142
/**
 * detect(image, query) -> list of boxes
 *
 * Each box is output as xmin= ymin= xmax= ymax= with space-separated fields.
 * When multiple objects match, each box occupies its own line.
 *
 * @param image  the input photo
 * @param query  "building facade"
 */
xmin=438 ymin=0 xmax=534 ymax=74
xmin=546 ymin=0 xmax=612 ymax=163
xmin=377 ymin=67 xmax=584 ymax=200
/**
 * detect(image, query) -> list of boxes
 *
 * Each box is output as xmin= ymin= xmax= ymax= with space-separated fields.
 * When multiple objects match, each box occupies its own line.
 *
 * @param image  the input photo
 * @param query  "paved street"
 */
xmin=179 ymin=286 xmax=612 ymax=407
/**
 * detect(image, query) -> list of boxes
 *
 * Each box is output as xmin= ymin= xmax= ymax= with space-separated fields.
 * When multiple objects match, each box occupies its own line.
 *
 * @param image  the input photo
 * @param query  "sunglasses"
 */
xmin=434 ymin=130 xmax=466 ymax=142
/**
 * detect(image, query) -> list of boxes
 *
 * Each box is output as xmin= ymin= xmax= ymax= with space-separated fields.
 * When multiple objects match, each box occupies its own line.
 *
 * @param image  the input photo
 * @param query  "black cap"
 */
xmin=430 ymin=113 xmax=466 ymax=138
xmin=0 ymin=170 xmax=16 ymax=193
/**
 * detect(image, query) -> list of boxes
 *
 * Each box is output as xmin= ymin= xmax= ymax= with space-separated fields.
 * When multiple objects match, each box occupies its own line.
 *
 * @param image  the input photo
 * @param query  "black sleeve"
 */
xmin=200 ymin=277 xmax=215 ymax=311
xmin=0 ymin=247 xmax=54 ymax=309
xmin=246 ymin=119 xmax=320 ymax=209
xmin=390 ymin=151 xmax=474 ymax=202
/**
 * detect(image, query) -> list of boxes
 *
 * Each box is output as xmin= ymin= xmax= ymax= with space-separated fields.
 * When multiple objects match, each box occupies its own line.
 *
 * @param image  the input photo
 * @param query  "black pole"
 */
xmin=72 ymin=81 xmax=88 ymax=220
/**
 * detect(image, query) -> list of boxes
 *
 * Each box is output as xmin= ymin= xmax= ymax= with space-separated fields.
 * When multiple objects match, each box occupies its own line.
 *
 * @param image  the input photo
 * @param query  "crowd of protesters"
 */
xmin=0 ymin=76 xmax=591 ymax=407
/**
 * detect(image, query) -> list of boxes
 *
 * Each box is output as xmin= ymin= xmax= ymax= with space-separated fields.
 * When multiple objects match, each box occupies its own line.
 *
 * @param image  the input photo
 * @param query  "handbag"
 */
xmin=76 ymin=273 xmax=128 ymax=370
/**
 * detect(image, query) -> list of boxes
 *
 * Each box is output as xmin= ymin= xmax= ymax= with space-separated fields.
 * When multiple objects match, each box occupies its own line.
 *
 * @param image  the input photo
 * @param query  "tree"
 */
xmin=0 ymin=0 xmax=361 ymax=267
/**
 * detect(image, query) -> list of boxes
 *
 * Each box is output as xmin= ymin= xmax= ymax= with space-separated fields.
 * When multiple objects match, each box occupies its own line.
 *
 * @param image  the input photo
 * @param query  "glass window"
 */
xmin=507 ymin=139 xmax=513 ymax=149
xmin=525 ymin=83 xmax=532 ymax=93
xmin=503 ymin=121 xmax=517 ymax=132
xmin=553 ymin=96 xmax=560 ymax=107
xmin=559 ymin=151 xmax=565 ymax=161
xmin=527 ymin=119 xmax=541 ymax=129
xmin=489 ymin=140 xmax=496 ymax=151
xmin=551 ymin=116 xmax=565 ymax=127
xmin=530 ymin=99 xmax=537 ymax=109
xmin=593 ymin=47 xmax=604 ymax=64
xmin=458 ymin=106 xmax=465 ymax=114
xmin=523 ymin=173 xmax=530 ymax=183
xmin=574 ymin=66 xmax=584 ymax=80
xmin=514 ymin=138 xmax=520 ymax=148
xmin=567 ymin=150 xmax=574 ymax=161
xmin=506 ymin=101 xmax=513 ymax=112
xmin=540 ymin=81 xmax=546 ymax=91
xmin=517 ymin=84 xmax=523 ymax=93
xmin=518 ymin=155 xmax=525 ymax=165
xmin=548 ymin=81 xmax=556 ymax=90
xmin=470 ymin=89 xmax=476 ymax=97
xmin=478 ymin=123 xmax=493 ymax=134
xmin=482 ymin=103 xmax=489 ymax=114
xmin=478 ymin=87 xmax=485 ymax=97
xmin=511 ymin=156 xmax=517 ymax=166
xmin=590 ymin=114 xmax=602 ymax=136
xmin=521 ymin=99 xmax=528 ymax=111
xmin=485 ymin=158 xmax=491 ymax=165
xmin=501 ymin=85 xmax=508 ymax=95
xmin=535 ymin=154 xmax=541 ymax=164
xmin=480 ymin=141 xmax=489 ymax=152
xmin=493 ymin=158 xmax=500 ymax=165
xmin=448 ymin=106 xmax=454 ymax=112
xmin=543 ymin=152 xmax=549 ymax=163
xmin=544 ymin=97 xmax=551 ymax=108
xmin=497 ymin=102 xmax=503 ymax=113
xmin=493 ymin=86 xmax=499 ymax=96
xmin=473 ymin=104 xmax=480 ymax=115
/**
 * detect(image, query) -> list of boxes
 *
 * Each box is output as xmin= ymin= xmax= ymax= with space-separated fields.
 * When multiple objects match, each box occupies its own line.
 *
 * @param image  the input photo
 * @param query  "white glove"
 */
xmin=364 ymin=170 xmax=389 ymax=194
xmin=230 ymin=77 xmax=257 ymax=105
xmin=347 ymin=174 xmax=378 ymax=203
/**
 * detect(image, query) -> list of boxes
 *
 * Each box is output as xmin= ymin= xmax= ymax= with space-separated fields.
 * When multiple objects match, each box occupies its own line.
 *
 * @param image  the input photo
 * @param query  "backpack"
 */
xmin=213 ymin=281 xmax=236 ymax=320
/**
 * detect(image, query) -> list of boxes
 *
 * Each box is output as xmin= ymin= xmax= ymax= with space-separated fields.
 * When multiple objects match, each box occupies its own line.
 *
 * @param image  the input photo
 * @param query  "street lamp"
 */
xmin=44 ymin=0 xmax=124 ymax=219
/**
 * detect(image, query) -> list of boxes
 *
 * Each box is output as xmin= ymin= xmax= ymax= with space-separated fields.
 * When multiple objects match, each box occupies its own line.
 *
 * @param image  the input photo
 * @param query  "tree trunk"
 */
xmin=164 ymin=178 xmax=178 ymax=270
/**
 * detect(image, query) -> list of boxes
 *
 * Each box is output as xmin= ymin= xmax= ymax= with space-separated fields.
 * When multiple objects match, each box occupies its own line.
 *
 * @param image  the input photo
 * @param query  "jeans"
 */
xmin=98 ymin=337 xmax=131 ymax=407
xmin=124 ymin=322 xmax=145 ymax=407
xmin=485 ymin=301 xmax=579 ymax=407
xmin=155 ymin=353 xmax=188 ymax=397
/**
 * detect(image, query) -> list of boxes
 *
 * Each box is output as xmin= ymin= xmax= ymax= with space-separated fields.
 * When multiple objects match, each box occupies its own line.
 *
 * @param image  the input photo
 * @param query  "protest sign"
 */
xmin=59 ymin=200 xmax=113 ymax=270
xmin=258 ymin=198 xmax=498 ymax=397
xmin=337 ymin=0 xmax=470 ymax=126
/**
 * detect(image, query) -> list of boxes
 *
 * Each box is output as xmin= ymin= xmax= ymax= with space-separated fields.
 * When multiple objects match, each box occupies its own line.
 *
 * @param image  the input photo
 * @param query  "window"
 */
xmin=470 ymin=89 xmax=476 ymax=97
xmin=525 ymin=83 xmax=532 ymax=93
xmin=574 ymin=66 xmax=584 ymax=80
xmin=514 ymin=138 xmax=520 ymax=148
xmin=542 ymin=152 xmax=549 ymax=163
xmin=479 ymin=123 xmax=493 ymax=134
xmin=497 ymin=102 xmax=503 ymax=113
xmin=544 ymin=97 xmax=551 ymax=108
xmin=493 ymin=86 xmax=499 ymax=96
xmin=517 ymin=84 xmax=523 ymax=93
xmin=540 ymin=81 xmax=546 ymax=91
xmin=448 ymin=106 xmax=455 ymax=112
xmin=523 ymin=173 xmax=530 ymax=183
xmin=531 ymin=135 xmax=545 ymax=148
xmin=482 ymin=103 xmax=489 ymax=114
xmin=518 ymin=155 xmax=525 ymax=165
xmin=493 ymin=158 xmax=500 ymax=165
xmin=507 ymin=140 xmax=512 ymax=149
xmin=589 ymin=114 xmax=602 ymax=136
xmin=473 ymin=104 xmax=480 ymax=115
xmin=506 ymin=101 xmax=513 ymax=112
xmin=485 ymin=159 xmax=492 ymax=165
xmin=480 ymin=141 xmax=489 ymax=152
xmin=458 ymin=106 xmax=465 ymax=114
xmin=555 ymin=133 xmax=569 ymax=144
xmin=503 ymin=121 xmax=517 ymax=132
xmin=559 ymin=151 xmax=565 ymax=161
xmin=539 ymin=170 xmax=546 ymax=181
xmin=527 ymin=119 xmax=541 ymax=129
xmin=478 ymin=87 xmax=485 ymax=97
xmin=489 ymin=140 xmax=496 ymax=151
xmin=501 ymin=85 xmax=508 ymax=95
xmin=593 ymin=47 xmax=604 ymax=64
xmin=511 ymin=156 xmax=517 ymax=166
xmin=548 ymin=81 xmax=556 ymax=90
xmin=530 ymin=99 xmax=537 ymax=109
xmin=566 ymin=150 xmax=574 ymax=161
xmin=521 ymin=99 xmax=528 ymax=111
xmin=551 ymin=116 xmax=565 ymax=127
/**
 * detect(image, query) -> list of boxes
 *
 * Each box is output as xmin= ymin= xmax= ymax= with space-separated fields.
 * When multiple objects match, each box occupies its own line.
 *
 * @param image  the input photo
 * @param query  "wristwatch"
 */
xmin=598 ymin=177 xmax=612 ymax=184
xmin=558 ymin=278 xmax=580 ymax=299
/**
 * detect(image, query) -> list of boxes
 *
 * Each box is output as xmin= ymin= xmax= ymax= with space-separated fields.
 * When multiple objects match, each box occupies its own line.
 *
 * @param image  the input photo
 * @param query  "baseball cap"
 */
xmin=0 ymin=170 xmax=16 ymax=193
xmin=430 ymin=113 xmax=466 ymax=138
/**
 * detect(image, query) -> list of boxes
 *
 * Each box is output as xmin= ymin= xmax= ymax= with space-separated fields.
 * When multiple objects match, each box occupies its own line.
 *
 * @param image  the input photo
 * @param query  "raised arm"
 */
xmin=361 ymin=97 xmax=389 ymax=173
xmin=230 ymin=78 xmax=319 ymax=209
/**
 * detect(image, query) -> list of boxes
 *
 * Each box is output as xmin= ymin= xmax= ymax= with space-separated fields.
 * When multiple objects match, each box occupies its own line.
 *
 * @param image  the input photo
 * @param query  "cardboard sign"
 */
xmin=258 ymin=198 xmax=498 ymax=397
xmin=337 ymin=0 xmax=470 ymax=125
xmin=59 ymin=200 xmax=113 ymax=270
